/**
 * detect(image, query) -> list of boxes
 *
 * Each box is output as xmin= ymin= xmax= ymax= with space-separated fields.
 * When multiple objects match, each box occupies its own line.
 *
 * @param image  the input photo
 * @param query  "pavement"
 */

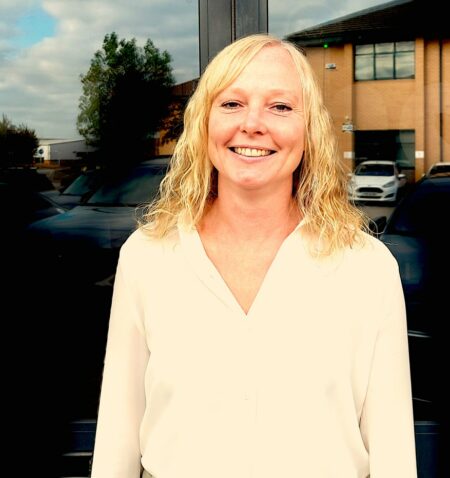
xmin=358 ymin=203 xmax=395 ymax=221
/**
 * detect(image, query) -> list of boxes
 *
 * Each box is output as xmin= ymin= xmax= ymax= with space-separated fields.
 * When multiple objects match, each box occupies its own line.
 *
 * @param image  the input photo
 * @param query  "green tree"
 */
xmin=77 ymin=32 xmax=175 ymax=169
xmin=0 ymin=114 xmax=39 ymax=168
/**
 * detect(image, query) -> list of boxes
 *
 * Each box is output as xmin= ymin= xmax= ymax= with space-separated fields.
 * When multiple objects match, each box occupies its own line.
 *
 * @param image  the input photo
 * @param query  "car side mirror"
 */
xmin=398 ymin=173 xmax=406 ymax=180
xmin=368 ymin=216 xmax=387 ymax=237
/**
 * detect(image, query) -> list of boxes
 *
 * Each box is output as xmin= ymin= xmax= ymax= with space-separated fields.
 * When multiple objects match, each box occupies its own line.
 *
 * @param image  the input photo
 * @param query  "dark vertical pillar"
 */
xmin=199 ymin=0 xmax=268 ymax=74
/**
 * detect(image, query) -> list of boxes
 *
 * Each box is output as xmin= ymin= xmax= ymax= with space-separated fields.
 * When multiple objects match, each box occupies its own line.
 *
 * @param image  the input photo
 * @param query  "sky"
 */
xmin=0 ymin=0 xmax=384 ymax=140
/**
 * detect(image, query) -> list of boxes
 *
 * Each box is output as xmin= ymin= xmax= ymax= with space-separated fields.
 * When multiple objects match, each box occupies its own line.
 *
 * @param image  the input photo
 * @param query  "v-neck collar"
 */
xmin=178 ymin=218 xmax=308 ymax=319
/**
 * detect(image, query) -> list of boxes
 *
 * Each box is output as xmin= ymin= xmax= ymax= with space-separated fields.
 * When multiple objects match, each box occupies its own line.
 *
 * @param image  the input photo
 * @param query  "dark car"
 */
xmin=25 ymin=157 xmax=170 ymax=397
xmin=0 ymin=166 xmax=56 ymax=192
xmin=378 ymin=172 xmax=450 ymax=475
xmin=0 ymin=173 xmax=65 ymax=250
xmin=27 ymin=157 xmax=170 ymax=285
xmin=41 ymin=168 xmax=105 ymax=210
xmin=22 ymin=157 xmax=171 ymax=475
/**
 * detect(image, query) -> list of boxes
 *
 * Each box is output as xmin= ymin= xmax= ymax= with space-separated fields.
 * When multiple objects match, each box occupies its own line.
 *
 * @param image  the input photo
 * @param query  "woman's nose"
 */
xmin=240 ymin=106 xmax=267 ymax=135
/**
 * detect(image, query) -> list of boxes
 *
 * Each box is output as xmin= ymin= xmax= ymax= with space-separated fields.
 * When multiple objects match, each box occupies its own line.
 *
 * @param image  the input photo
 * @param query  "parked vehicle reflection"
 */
xmin=27 ymin=157 xmax=169 ymax=285
xmin=41 ymin=168 xmax=105 ymax=210
xmin=377 ymin=171 xmax=449 ymax=473
xmin=348 ymin=160 xmax=406 ymax=203
xmin=23 ymin=157 xmax=170 ymax=427
xmin=1 ymin=166 xmax=64 ymax=251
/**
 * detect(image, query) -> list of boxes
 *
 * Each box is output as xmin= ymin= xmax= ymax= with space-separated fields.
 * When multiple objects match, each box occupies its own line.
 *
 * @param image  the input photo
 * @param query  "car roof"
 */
xmin=383 ymin=172 xmax=450 ymax=235
xmin=413 ymin=171 xmax=450 ymax=186
xmin=140 ymin=156 xmax=171 ymax=166
xmin=357 ymin=160 xmax=396 ymax=165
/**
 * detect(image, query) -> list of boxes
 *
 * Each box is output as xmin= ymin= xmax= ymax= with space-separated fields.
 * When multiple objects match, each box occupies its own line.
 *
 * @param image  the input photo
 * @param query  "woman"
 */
xmin=91 ymin=34 xmax=417 ymax=478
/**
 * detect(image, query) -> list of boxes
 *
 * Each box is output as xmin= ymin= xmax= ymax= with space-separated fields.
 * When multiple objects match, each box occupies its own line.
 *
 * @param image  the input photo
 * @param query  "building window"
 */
xmin=354 ymin=129 xmax=415 ymax=174
xmin=355 ymin=41 xmax=415 ymax=81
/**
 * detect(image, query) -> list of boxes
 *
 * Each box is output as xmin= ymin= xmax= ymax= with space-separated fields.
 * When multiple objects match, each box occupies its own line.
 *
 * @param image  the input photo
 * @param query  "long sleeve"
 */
xmin=90 ymin=251 xmax=150 ymax=478
xmin=360 ymin=263 xmax=417 ymax=477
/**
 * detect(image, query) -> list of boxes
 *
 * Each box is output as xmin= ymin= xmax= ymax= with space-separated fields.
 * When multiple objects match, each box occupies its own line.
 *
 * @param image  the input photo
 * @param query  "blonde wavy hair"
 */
xmin=141 ymin=33 xmax=366 ymax=255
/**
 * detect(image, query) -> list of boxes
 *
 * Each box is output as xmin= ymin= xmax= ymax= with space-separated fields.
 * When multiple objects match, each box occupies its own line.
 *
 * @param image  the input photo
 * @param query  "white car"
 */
xmin=425 ymin=162 xmax=450 ymax=177
xmin=348 ymin=160 xmax=406 ymax=203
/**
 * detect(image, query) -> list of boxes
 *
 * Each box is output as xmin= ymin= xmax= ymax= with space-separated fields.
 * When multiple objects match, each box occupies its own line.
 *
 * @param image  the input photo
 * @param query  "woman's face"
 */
xmin=208 ymin=45 xmax=305 ymax=195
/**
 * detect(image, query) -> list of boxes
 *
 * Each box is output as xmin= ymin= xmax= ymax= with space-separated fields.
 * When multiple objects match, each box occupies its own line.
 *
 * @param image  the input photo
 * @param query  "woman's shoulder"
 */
xmin=345 ymin=230 xmax=399 ymax=272
xmin=119 ymin=226 xmax=179 ymax=266
xmin=302 ymin=225 xmax=397 ymax=269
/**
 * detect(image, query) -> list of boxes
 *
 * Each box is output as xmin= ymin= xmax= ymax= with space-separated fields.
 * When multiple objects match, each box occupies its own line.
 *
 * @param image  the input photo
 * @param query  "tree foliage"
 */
xmin=0 ymin=114 xmax=39 ymax=168
xmin=77 ymin=32 xmax=175 ymax=169
xmin=161 ymin=95 xmax=189 ymax=144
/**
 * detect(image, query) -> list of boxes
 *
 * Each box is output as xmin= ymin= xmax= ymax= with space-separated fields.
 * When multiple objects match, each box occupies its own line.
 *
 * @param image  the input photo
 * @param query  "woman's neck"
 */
xmin=201 ymin=186 xmax=301 ymax=241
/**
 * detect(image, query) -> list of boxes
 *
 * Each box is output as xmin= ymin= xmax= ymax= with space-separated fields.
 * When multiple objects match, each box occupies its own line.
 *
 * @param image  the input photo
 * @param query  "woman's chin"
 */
xmin=229 ymin=173 xmax=268 ymax=190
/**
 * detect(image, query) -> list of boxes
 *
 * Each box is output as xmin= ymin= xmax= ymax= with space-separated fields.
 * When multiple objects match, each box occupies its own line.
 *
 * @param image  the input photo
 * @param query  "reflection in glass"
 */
xmin=375 ymin=42 xmax=394 ymax=53
xmin=355 ymin=55 xmax=373 ymax=81
xmin=375 ymin=53 xmax=394 ymax=79
xmin=396 ymin=52 xmax=414 ymax=79
xmin=355 ymin=41 xmax=415 ymax=80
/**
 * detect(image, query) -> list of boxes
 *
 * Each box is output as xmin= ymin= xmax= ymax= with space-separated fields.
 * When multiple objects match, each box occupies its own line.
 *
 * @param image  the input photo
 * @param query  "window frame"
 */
xmin=354 ymin=40 xmax=415 ymax=81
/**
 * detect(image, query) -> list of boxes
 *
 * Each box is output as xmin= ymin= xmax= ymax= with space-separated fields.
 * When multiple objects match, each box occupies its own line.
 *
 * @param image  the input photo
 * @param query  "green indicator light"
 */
xmin=323 ymin=43 xmax=328 ymax=48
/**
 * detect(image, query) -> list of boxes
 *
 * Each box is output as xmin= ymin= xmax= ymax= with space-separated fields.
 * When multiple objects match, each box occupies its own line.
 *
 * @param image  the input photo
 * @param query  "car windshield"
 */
xmin=63 ymin=170 xmax=102 ymax=196
xmin=428 ymin=164 xmax=450 ymax=176
xmin=355 ymin=164 xmax=394 ymax=176
xmin=87 ymin=165 xmax=166 ymax=206
xmin=386 ymin=178 xmax=450 ymax=237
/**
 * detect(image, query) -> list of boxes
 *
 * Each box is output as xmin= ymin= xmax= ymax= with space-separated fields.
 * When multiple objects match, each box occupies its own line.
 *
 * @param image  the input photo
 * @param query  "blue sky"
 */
xmin=15 ymin=6 xmax=56 ymax=50
xmin=0 ymin=0 xmax=384 ymax=139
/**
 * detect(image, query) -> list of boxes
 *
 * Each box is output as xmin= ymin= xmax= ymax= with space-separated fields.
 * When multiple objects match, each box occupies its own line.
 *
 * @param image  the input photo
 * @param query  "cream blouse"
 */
xmin=91 ymin=223 xmax=417 ymax=478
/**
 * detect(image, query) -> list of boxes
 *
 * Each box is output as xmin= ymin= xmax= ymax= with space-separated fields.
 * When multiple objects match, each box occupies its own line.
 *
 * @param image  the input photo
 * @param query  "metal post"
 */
xmin=199 ymin=0 xmax=268 ymax=74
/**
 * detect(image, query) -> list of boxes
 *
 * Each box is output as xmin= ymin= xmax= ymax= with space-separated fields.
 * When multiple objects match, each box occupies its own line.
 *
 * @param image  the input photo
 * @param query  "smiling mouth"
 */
xmin=230 ymin=147 xmax=275 ymax=157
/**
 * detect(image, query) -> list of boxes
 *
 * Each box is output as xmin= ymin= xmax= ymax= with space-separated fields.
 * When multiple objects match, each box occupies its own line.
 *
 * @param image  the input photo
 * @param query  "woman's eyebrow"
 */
xmin=219 ymin=87 xmax=300 ymax=102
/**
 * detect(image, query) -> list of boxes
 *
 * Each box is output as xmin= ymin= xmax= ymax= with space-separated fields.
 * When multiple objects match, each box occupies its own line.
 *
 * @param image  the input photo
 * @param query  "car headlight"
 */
xmin=383 ymin=180 xmax=395 ymax=187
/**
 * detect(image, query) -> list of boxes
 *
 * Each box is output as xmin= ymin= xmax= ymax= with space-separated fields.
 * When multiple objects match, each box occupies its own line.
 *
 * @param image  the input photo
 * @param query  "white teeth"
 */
xmin=233 ymin=147 xmax=272 ymax=157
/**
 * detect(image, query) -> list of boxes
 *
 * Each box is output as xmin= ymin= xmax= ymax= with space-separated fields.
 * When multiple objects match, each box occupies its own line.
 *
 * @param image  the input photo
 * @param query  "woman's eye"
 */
xmin=272 ymin=104 xmax=292 ymax=113
xmin=221 ymin=101 xmax=241 ymax=109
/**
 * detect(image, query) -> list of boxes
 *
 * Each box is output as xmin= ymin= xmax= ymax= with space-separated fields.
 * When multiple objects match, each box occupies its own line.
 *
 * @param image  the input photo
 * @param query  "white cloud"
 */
xmin=269 ymin=0 xmax=384 ymax=37
xmin=0 ymin=0 xmax=385 ymax=139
